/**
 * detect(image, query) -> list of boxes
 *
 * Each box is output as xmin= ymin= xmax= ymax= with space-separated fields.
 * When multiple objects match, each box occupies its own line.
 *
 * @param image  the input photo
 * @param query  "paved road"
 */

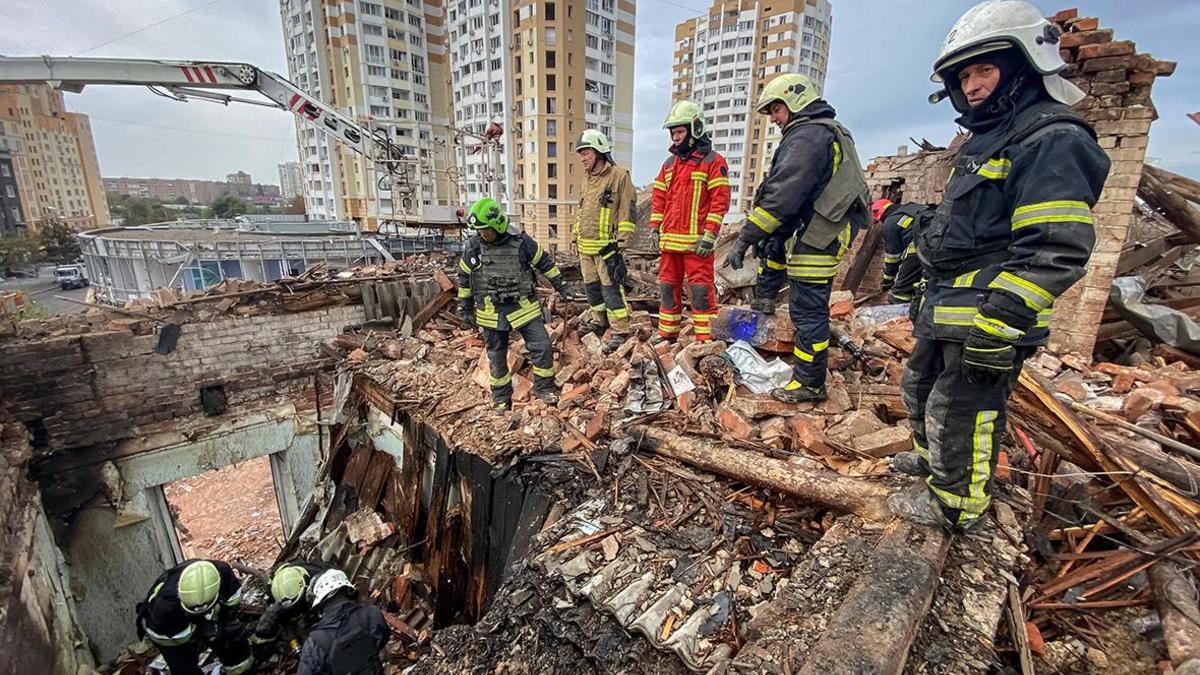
xmin=1 ymin=265 xmax=90 ymax=315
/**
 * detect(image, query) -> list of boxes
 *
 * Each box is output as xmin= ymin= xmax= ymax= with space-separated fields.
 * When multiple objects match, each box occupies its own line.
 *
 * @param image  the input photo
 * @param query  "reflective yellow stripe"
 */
xmin=617 ymin=220 xmax=636 ymax=233
xmin=952 ymin=270 xmax=979 ymax=288
xmin=507 ymin=299 xmax=542 ymax=327
xmin=691 ymin=171 xmax=708 ymax=180
xmin=145 ymin=622 xmax=196 ymax=647
xmin=457 ymin=287 xmax=471 ymax=299
xmin=707 ymin=177 xmax=729 ymax=188
xmin=598 ymin=207 xmax=611 ymax=240
xmin=1036 ymin=309 xmax=1053 ymax=328
xmin=705 ymin=212 xmax=722 ymax=224
xmin=577 ymin=238 xmax=614 ymax=255
xmin=476 ymin=298 xmax=500 ymax=329
xmin=897 ymin=215 xmax=914 ymax=229
xmin=913 ymin=439 xmax=929 ymax=461
xmin=653 ymin=181 xmax=668 ymax=190
xmin=658 ymin=311 xmax=682 ymax=320
xmin=226 ymin=657 xmax=255 ymax=675
xmin=660 ymin=232 xmax=701 ymax=252
xmin=793 ymin=346 xmax=814 ymax=362
xmin=831 ymin=140 xmax=842 ymax=176
xmin=459 ymin=259 xmax=472 ymax=273
xmin=977 ymin=158 xmax=1011 ymax=180
xmin=650 ymin=213 xmax=664 ymax=223
xmin=1011 ymin=200 xmax=1094 ymax=230
xmin=961 ymin=410 xmax=1000 ymax=520
xmin=812 ymin=339 xmax=829 ymax=352
xmin=532 ymin=365 xmax=555 ymax=378
xmin=749 ymin=206 xmax=780 ymax=232
xmin=905 ymin=243 xmax=917 ymax=254
xmin=531 ymin=246 xmax=544 ymax=264
xmin=691 ymin=178 xmax=701 ymax=235
xmin=974 ymin=313 xmax=1024 ymax=341
xmin=883 ymin=253 xmax=902 ymax=264
xmin=590 ymin=303 xmax=607 ymax=312
xmin=989 ymin=271 xmax=1055 ymax=311
xmin=931 ymin=306 xmax=975 ymax=326
xmin=544 ymin=267 xmax=561 ymax=278
xmin=764 ymin=258 xmax=786 ymax=270
xmin=489 ymin=372 xmax=512 ymax=386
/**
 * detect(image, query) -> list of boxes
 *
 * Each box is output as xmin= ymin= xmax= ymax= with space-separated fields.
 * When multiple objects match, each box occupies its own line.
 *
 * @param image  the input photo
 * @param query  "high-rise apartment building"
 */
xmin=444 ymin=0 xmax=635 ymax=251
xmin=226 ymin=170 xmax=253 ymax=187
xmin=281 ymin=0 xmax=635 ymax=248
xmin=672 ymin=0 xmax=832 ymax=215
xmin=0 ymin=122 xmax=24 ymax=235
xmin=0 ymin=85 xmax=111 ymax=231
xmin=280 ymin=0 xmax=455 ymax=230
xmin=278 ymin=161 xmax=304 ymax=200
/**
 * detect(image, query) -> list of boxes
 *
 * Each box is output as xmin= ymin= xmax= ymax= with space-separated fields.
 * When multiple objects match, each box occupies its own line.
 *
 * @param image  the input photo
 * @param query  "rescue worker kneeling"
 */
xmin=250 ymin=559 xmax=334 ymax=651
xmin=888 ymin=0 xmax=1110 ymax=532
xmin=724 ymin=73 xmax=871 ymax=404
xmin=873 ymin=198 xmax=930 ymax=304
xmin=456 ymin=197 xmax=569 ymax=409
xmin=135 ymin=559 xmax=255 ymax=675
xmin=297 ymin=570 xmax=388 ymax=675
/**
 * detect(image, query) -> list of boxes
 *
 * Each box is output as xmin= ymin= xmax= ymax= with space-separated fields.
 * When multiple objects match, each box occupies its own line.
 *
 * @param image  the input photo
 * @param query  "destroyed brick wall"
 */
xmin=0 ymin=417 xmax=93 ymax=675
xmin=0 ymin=304 xmax=366 ymax=454
xmin=846 ymin=9 xmax=1175 ymax=356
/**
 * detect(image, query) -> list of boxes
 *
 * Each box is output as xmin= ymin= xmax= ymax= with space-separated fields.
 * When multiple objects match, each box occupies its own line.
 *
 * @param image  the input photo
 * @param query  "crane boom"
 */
xmin=0 ymin=55 xmax=406 ymax=184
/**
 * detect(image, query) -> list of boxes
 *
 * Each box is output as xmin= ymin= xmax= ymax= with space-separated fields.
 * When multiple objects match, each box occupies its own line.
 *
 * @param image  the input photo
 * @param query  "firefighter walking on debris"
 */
xmin=888 ymin=0 xmax=1111 ymax=532
xmin=135 ymin=559 xmax=255 ymax=675
xmin=457 ymin=197 xmax=569 ymax=410
xmin=650 ymin=100 xmax=731 ymax=343
xmin=873 ymin=199 xmax=930 ymax=304
xmin=724 ymin=73 xmax=871 ymax=403
xmin=296 ymin=569 xmax=389 ymax=675
xmin=572 ymin=129 xmax=637 ymax=354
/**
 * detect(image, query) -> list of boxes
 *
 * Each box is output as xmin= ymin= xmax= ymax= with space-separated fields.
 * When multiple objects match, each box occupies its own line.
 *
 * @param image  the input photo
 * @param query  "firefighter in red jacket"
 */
xmin=650 ymin=101 xmax=731 ymax=343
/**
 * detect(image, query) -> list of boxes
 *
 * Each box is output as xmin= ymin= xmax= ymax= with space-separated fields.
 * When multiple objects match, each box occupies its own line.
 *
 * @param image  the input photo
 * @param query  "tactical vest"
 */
xmin=916 ymin=100 xmax=1093 ymax=277
xmin=470 ymin=235 xmax=535 ymax=305
xmin=794 ymin=118 xmax=871 ymax=249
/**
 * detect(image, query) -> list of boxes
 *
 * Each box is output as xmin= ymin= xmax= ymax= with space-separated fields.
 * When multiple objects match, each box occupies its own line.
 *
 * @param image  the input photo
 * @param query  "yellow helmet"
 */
xmin=754 ymin=73 xmax=820 ymax=115
xmin=178 ymin=560 xmax=221 ymax=614
xmin=270 ymin=565 xmax=311 ymax=608
xmin=575 ymin=129 xmax=612 ymax=155
xmin=663 ymin=100 xmax=706 ymax=139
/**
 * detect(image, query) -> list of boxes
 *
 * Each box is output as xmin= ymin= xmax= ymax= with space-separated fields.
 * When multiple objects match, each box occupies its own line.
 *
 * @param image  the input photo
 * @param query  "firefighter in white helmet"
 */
xmin=888 ymin=1 xmax=1110 ymax=532
xmin=297 ymin=570 xmax=388 ymax=675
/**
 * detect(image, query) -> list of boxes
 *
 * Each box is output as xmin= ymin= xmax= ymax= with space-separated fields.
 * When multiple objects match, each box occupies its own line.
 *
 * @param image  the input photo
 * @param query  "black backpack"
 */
xmin=310 ymin=605 xmax=384 ymax=675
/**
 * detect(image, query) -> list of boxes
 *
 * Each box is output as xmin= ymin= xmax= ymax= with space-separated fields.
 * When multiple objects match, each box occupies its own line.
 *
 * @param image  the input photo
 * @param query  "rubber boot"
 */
xmin=534 ymin=388 xmax=560 ymax=405
xmin=887 ymin=486 xmax=983 ymax=534
xmin=648 ymin=333 xmax=676 ymax=347
xmin=889 ymin=452 xmax=932 ymax=477
xmin=492 ymin=398 xmax=512 ymax=413
xmin=750 ymin=296 xmax=777 ymax=314
xmin=603 ymin=333 xmax=629 ymax=355
xmin=771 ymin=380 xmax=827 ymax=403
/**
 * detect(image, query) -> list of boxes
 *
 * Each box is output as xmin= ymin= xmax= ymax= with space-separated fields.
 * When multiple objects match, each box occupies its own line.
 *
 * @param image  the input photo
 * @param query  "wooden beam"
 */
xmin=636 ymin=426 xmax=893 ymax=521
xmin=1151 ymin=560 xmax=1200 ymax=670
xmin=1140 ymin=169 xmax=1200 ymax=245
xmin=840 ymin=221 xmax=883 ymax=293
xmin=1146 ymin=164 xmax=1200 ymax=206
xmin=798 ymin=520 xmax=951 ymax=675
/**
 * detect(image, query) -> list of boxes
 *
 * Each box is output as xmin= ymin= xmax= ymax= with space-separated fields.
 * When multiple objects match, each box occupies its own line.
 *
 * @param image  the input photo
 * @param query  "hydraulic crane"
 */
xmin=0 ymin=55 xmax=417 ymax=206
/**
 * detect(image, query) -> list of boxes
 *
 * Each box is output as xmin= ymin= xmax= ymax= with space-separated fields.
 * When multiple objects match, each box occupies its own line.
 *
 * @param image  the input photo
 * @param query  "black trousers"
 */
xmin=753 ymin=233 xmax=790 ymax=300
xmin=901 ymin=338 xmax=1033 ymax=526
xmin=159 ymin=619 xmax=253 ymax=675
xmin=484 ymin=319 xmax=555 ymax=402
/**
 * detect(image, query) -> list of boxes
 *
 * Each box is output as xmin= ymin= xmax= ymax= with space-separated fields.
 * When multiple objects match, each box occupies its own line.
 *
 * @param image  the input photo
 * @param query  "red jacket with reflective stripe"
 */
xmin=650 ymin=144 xmax=731 ymax=253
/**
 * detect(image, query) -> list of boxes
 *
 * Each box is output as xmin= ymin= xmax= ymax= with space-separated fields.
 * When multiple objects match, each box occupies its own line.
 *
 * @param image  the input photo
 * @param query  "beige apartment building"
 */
xmin=0 ymin=85 xmax=111 ymax=231
xmin=281 ymin=0 xmax=635 ymax=246
xmin=672 ymin=0 xmax=832 ymax=215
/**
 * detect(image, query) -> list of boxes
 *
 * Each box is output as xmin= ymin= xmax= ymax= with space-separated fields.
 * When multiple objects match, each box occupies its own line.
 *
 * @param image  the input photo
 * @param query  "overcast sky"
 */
xmin=1 ymin=1 xmax=1195 ymax=188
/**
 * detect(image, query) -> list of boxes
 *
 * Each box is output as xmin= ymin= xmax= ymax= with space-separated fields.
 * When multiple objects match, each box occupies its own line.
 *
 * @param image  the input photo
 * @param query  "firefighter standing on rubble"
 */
xmin=724 ymin=74 xmax=871 ymax=403
xmin=135 ymin=559 xmax=255 ymax=675
xmin=649 ymin=101 xmax=731 ymax=343
xmin=874 ymin=199 xmax=930 ymax=304
xmin=572 ymin=129 xmax=637 ymax=354
xmin=457 ymin=197 xmax=569 ymax=410
xmin=296 ymin=569 xmax=389 ymax=675
xmin=250 ymin=559 xmax=334 ymax=651
xmin=888 ymin=0 xmax=1110 ymax=532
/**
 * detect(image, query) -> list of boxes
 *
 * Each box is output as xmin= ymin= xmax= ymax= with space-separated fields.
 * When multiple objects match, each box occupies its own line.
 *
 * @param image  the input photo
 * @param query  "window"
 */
xmin=546 ymin=97 xmax=556 ymax=113
xmin=547 ymin=142 xmax=557 ymax=157
xmin=546 ymin=51 xmax=556 ymax=68
xmin=548 ymin=184 xmax=557 ymax=199
xmin=547 ymin=162 xmax=557 ymax=178
xmin=365 ymin=44 xmax=385 ymax=64
xmin=362 ymin=22 xmax=383 ymax=36
xmin=546 ymin=74 xmax=555 ymax=91
xmin=546 ymin=119 xmax=557 ymax=135
xmin=545 ymin=2 xmax=555 ymax=20
xmin=359 ymin=1 xmax=381 ymax=16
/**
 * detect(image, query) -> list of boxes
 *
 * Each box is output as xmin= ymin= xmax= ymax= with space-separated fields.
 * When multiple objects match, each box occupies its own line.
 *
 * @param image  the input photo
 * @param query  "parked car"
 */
xmin=54 ymin=264 xmax=88 ymax=290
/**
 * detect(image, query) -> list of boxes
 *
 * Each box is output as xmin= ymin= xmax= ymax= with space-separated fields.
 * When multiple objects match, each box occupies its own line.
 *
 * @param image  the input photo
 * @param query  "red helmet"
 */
xmin=871 ymin=199 xmax=893 ymax=222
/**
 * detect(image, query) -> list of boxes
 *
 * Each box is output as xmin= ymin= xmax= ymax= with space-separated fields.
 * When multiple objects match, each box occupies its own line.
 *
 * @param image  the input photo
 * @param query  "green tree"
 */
xmin=123 ymin=198 xmax=169 ymax=226
xmin=38 ymin=221 xmax=81 ymax=264
xmin=207 ymin=195 xmax=248 ymax=219
xmin=174 ymin=196 xmax=191 ymax=205
xmin=0 ymin=233 xmax=41 ymax=275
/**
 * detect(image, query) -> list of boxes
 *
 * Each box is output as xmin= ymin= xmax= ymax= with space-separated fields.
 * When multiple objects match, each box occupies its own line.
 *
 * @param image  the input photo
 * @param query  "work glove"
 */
xmin=695 ymin=231 xmax=716 ymax=257
xmin=961 ymin=328 xmax=1016 ymax=386
xmin=723 ymin=238 xmax=751 ymax=270
xmin=552 ymin=278 xmax=569 ymax=298
xmin=457 ymin=304 xmax=477 ymax=329
xmin=650 ymin=228 xmax=660 ymax=251
xmin=599 ymin=243 xmax=627 ymax=286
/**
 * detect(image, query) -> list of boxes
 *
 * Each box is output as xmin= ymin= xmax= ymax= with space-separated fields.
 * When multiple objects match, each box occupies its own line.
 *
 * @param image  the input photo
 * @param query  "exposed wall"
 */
xmin=0 ymin=304 xmax=365 ymax=454
xmin=848 ymin=10 xmax=1174 ymax=356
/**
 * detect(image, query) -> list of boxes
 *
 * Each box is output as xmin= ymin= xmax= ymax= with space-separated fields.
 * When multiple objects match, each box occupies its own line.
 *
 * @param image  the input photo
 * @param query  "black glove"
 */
xmin=552 ymin=279 xmax=569 ymax=298
xmin=961 ymin=328 xmax=1016 ymax=386
xmin=457 ymin=304 xmax=477 ymax=328
xmin=723 ymin=238 xmax=751 ymax=270
xmin=600 ymin=243 xmax=627 ymax=286
xmin=695 ymin=231 xmax=716 ymax=257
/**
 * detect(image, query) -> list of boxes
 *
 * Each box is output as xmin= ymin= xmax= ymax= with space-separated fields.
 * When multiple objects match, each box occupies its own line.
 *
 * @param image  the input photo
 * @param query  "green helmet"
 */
xmin=178 ymin=561 xmax=221 ymax=614
xmin=755 ymin=73 xmax=820 ymax=115
xmin=270 ymin=565 xmax=310 ymax=608
xmin=575 ymin=129 xmax=612 ymax=155
xmin=466 ymin=197 xmax=509 ymax=235
xmin=663 ymin=100 xmax=706 ymax=139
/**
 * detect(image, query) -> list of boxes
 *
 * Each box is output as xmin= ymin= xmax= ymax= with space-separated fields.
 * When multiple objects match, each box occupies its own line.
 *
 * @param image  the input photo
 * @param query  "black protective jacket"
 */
xmin=136 ymin=559 xmax=244 ymax=648
xmin=740 ymin=100 xmax=838 ymax=247
xmin=296 ymin=597 xmax=389 ymax=675
xmin=880 ymin=202 xmax=929 ymax=292
xmin=255 ymin=559 xmax=334 ymax=640
xmin=914 ymin=96 xmax=1110 ymax=345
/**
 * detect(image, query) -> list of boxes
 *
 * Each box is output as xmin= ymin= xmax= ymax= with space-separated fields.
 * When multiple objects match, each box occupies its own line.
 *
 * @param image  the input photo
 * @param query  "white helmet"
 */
xmin=308 ymin=569 xmax=356 ymax=608
xmin=932 ymin=0 xmax=1084 ymax=106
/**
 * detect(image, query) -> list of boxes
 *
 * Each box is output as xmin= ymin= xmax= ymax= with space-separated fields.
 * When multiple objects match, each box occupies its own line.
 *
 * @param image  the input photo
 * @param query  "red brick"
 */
xmin=829 ymin=299 xmax=854 ymax=319
xmin=1059 ymin=28 xmax=1113 ymax=49
xmin=1078 ymin=40 xmax=1134 ymax=59
xmin=790 ymin=414 xmax=832 ymax=456
xmin=560 ymin=383 xmax=591 ymax=404
xmin=855 ymin=426 xmax=913 ymax=458
xmin=1081 ymin=55 xmax=1135 ymax=73
xmin=717 ymin=404 xmax=755 ymax=440
xmin=1066 ymin=16 xmax=1100 ymax=31
xmin=1122 ymin=381 xmax=1178 ymax=420
xmin=1051 ymin=8 xmax=1078 ymax=24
